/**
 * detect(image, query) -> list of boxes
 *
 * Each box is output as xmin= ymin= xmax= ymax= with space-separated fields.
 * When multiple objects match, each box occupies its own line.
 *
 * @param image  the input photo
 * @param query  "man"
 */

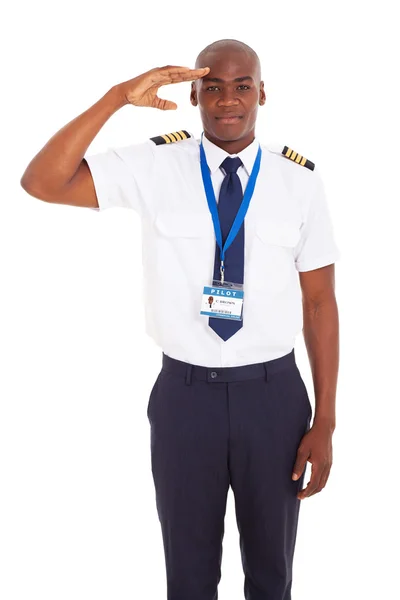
xmin=20 ymin=38 xmax=340 ymax=600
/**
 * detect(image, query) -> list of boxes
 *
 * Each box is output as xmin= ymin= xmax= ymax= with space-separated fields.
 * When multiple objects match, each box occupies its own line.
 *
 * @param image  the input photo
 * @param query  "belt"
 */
xmin=161 ymin=349 xmax=297 ymax=385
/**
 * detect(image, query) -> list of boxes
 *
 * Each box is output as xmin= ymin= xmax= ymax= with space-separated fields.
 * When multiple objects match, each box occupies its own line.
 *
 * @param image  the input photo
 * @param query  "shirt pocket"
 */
xmin=256 ymin=219 xmax=301 ymax=247
xmin=151 ymin=210 xmax=215 ymax=284
xmin=248 ymin=218 xmax=301 ymax=291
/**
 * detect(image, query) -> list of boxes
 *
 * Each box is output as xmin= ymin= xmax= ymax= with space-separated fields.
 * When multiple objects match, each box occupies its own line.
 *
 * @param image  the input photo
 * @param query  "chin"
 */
xmin=212 ymin=123 xmax=247 ymax=140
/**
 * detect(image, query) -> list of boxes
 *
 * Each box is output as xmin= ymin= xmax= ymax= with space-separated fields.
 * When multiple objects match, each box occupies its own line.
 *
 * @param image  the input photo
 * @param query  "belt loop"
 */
xmin=263 ymin=362 xmax=268 ymax=382
xmin=185 ymin=364 xmax=193 ymax=386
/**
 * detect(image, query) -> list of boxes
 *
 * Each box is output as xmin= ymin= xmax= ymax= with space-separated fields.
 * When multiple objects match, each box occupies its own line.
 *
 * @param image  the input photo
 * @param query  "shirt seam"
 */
xmin=295 ymin=251 xmax=341 ymax=272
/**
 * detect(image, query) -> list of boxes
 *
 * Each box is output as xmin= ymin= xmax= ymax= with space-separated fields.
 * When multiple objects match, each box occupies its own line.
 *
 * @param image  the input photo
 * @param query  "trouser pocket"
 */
xmin=146 ymin=370 xmax=163 ymax=420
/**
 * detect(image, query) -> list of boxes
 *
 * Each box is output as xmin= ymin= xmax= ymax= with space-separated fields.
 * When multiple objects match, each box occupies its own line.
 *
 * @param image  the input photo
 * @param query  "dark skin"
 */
xmin=192 ymin=47 xmax=339 ymax=500
xmin=20 ymin=45 xmax=339 ymax=497
xmin=191 ymin=49 xmax=265 ymax=153
xmin=295 ymin=264 xmax=338 ymax=499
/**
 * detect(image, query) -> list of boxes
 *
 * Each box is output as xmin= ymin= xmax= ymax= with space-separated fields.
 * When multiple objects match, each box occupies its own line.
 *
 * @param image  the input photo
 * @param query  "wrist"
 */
xmin=108 ymin=84 xmax=129 ymax=110
xmin=312 ymin=415 xmax=336 ymax=432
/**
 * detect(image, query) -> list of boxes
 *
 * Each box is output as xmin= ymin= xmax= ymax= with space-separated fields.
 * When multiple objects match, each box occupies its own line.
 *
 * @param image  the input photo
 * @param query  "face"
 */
xmin=190 ymin=49 xmax=266 ymax=144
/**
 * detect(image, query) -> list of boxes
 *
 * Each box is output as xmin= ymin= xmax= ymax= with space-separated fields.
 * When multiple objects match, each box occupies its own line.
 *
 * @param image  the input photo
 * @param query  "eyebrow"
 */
xmin=202 ymin=76 xmax=254 ymax=83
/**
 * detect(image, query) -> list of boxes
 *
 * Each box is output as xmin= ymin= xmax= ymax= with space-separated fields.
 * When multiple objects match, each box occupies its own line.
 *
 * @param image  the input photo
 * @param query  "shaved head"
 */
xmin=190 ymin=38 xmax=266 ymax=152
xmin=195 ymin=39 xmax=261 ymax=83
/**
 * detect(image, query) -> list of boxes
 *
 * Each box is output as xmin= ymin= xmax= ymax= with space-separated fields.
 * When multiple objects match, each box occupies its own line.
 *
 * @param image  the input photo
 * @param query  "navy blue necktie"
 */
xmin=209 ymin=156 xmax=244 ymax=340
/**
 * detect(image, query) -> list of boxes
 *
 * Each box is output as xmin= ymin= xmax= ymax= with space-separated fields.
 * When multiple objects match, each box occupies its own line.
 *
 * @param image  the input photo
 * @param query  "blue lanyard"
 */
xmin=199 ymin=131 xmax=262 ymax=282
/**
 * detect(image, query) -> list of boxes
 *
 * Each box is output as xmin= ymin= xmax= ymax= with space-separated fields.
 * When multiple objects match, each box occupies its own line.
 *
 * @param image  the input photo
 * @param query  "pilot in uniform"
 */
xmin=85 ymin=129 xmax=340 ymax=600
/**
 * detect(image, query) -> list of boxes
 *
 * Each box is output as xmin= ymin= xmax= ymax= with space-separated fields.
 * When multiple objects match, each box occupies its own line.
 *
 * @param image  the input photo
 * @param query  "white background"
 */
xmin=2 ymin=1 xmax=400 ymax=598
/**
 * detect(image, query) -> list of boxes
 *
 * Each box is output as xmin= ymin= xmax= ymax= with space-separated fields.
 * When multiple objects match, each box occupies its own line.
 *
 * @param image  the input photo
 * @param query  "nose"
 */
xmin=217 ymin=88 xmax=239 ymax=106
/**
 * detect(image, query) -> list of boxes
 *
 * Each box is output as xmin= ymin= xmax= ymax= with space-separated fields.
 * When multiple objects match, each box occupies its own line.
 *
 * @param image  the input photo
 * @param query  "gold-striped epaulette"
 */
xmin=282 ymin=146 xmax=315 ymax=171
xmin=149 ymin=130 xmax=193 ymax=145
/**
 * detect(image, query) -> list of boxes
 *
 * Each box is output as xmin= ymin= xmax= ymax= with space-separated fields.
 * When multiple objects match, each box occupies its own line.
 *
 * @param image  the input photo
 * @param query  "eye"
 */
xmin=206 ymin=83 xmax=251 ymax=92
xmin=205 ymin=85 xmax=251 ymax=91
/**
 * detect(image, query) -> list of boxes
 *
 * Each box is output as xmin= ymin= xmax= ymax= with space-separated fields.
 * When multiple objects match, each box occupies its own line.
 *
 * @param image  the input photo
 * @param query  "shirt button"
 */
xmin=210 ymin=371 xmax=218 ymax=379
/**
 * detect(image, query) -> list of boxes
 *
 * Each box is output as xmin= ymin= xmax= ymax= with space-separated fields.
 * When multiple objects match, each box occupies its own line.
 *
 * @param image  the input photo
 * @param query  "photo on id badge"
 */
xmin=200 ymin=280 xmax=244 ymax=321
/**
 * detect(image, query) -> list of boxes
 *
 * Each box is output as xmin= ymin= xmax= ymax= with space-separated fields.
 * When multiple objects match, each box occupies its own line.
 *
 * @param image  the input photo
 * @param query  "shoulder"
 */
xmin=263 ymin=142 xmax=315 ymax=171
xmin=149 ymin=130 xmax=194 ymax=146
xmin=261 ymin=141 xmax=321 ymax=193
xmin=148 ymin=129 xmax=199 ymax=158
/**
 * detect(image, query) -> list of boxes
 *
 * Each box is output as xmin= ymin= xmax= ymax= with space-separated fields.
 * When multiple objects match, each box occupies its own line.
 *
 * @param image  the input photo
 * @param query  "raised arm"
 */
xmin=20 ymin=66 xmax=210 ymax=208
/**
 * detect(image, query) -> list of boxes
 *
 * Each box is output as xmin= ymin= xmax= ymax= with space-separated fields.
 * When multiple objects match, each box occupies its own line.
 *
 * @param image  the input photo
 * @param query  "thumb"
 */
xmin=154 ymin=96 xmax=178 ymax=111
xmin=163 ymin=101 xmax=178 ymax=111
xmin=292 ymin=448 xmax=309 ymax=480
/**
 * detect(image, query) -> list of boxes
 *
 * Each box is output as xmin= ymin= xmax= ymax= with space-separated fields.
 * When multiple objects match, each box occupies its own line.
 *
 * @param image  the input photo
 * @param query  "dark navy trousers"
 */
xmin=146 ymin=349 xmax=312 ymax=600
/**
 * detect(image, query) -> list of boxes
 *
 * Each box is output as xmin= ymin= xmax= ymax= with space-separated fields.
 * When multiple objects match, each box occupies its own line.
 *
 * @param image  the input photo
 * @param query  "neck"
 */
xmin=203 ymin=129 xmax=256 ymax=154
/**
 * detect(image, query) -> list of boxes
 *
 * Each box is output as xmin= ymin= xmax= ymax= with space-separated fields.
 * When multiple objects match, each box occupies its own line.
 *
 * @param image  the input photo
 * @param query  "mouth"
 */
xmin=215 ymin=115 xmax=243 ymax=124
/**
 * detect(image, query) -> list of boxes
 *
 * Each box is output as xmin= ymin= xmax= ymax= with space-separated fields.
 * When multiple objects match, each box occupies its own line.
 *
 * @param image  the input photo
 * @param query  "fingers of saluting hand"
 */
xmin=158 ymin=65 xmax=210 ymax=84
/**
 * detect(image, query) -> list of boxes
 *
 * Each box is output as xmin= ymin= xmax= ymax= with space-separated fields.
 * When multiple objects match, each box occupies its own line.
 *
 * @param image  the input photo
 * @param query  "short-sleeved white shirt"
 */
xmin=84 ymin=132 xmax=340 ymax=367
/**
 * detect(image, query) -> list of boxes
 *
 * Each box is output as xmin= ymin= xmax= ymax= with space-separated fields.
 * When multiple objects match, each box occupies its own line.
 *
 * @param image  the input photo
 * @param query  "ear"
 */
xmin=259 ymin=81 xmax=266 ymax=106
xmin=190 ymin=81 xmax=198 ymax=107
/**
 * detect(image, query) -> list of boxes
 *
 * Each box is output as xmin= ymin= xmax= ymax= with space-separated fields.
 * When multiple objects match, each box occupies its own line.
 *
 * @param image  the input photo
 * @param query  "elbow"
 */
xmin=20 ymin=177 xmax=48 ymax=202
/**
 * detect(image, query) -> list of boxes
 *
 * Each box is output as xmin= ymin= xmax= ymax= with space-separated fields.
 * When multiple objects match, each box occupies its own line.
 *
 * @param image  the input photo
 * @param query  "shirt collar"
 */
xmin=200 ymin=133 xmax=260 ymax=176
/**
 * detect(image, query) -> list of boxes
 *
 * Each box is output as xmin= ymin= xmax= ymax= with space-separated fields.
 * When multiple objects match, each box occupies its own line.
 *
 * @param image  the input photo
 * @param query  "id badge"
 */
xmin=200 ymin=279 xmax=244 ymax=321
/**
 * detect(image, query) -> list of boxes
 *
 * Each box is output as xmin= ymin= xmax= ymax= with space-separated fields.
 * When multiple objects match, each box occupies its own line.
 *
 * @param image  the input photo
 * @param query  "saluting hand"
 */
xmin=117 ymin=65 xmax=210 ymax=111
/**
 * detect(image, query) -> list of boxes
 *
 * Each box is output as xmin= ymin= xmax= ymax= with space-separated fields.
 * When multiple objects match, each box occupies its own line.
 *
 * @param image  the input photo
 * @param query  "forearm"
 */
xmin=302 ymin=295 xmax=339 ymax=431
xmin=20 ymin=85 xmax=127 ymax=193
